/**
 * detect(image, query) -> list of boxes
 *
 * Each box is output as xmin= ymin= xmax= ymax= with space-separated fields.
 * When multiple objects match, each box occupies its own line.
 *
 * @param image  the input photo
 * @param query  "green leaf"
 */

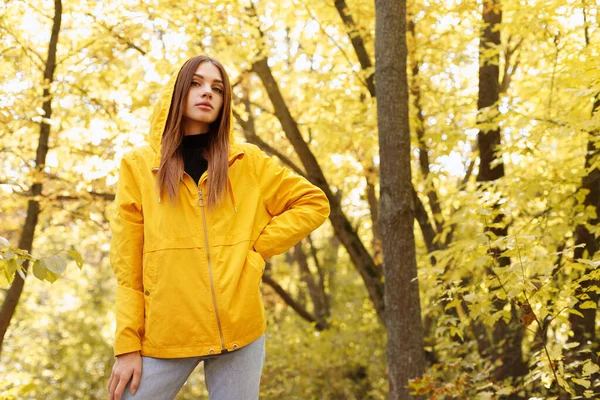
xmin=568 ymin=308 xmax=584 ymax=318
xmin=463 ymin=293 xmax=477 ymax=303
xmin=582 ymin=361 xmax=600 ymax=376
xmin=45 ymin=270 xmax=60 ymax=283
xmin=6 ymin=258 xmax=18 ymax=275
xmin=42 ymin=255 xmax=67 ymax=275
xmin=579 ymin=301 xmax=596 ymax=310
xmin=557 ymin=374 xmax=573 ymax=394
xmin=496 ymin=290 xmax=507 ymax=300
xmin=32 ymin=260 xmax=47 ymax=280
xmin=475 ymin=391 xmax=493 ymax=400
xmin=496 ymin=387 xmax=513 ymax=395
xmin=0 ymin=268 xmax=10 ymax=287
xmin=577 ymin=259 xmax=600 ymax=268
xmin=67 ymin=250 xmax=84 ymax=269
xmin=449 ymin=326 xmax=464 ymax=340
xmin=572 ymin=378 xmax=590 ymax=389
xmin=444 ymin=298 xmax=460 ymax=311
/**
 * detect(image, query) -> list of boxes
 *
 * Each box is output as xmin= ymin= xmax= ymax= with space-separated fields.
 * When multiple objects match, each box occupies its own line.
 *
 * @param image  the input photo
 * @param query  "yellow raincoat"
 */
xmin=110 ymin=68 xmax=330 ymax=358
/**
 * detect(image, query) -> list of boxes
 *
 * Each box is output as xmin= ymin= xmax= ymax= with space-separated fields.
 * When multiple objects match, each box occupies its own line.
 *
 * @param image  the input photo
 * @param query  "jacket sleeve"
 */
xmin=251 ymin=147 xmax=330 ymax=259
xmin=109 ymin=153 xmax=145 ymax=357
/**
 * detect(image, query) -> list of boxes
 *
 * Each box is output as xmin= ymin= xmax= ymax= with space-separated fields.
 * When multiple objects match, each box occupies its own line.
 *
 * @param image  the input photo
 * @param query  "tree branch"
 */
xmin=294 ymin=242 xmax=328 ymax=327
xmin=85 ymin=13 xmax=147 ymax=56
xmin=262 ymin=273 xmax=327 ymax=330
xmin=333 ymin=0 xmax=375 ymax=97
xmin=232 ymin=87 xmax=306 ymax=177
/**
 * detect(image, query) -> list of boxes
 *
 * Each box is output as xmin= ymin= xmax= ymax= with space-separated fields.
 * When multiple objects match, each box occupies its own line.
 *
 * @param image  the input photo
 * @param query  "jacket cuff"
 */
xmin=253 ymin=239 xmax=275 ymax=260
xmin=114 ymin=285 xmax=145 ymax=357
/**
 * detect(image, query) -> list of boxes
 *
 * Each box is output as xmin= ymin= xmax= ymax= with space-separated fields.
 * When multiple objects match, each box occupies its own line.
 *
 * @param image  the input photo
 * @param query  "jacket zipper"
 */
xmin=154 ymin=161 xmax=242 ymax=352
xmin=198 ymin=186 xmax=226 ymax=352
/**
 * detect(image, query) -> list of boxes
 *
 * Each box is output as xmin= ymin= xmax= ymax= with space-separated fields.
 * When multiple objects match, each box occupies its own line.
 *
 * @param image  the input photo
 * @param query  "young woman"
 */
xmin=107 ymin=55 xmax=330 ymax=400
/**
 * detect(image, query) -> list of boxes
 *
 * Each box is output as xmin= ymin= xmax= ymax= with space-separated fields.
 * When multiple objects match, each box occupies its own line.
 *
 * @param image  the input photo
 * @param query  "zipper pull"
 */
xmin=198 ymin=189 xmax=206 ymax=207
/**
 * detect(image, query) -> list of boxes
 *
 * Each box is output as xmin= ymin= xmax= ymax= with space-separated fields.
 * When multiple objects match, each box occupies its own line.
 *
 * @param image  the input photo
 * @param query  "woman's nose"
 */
xmin=201 ymin=85 xmax=212 ymax=97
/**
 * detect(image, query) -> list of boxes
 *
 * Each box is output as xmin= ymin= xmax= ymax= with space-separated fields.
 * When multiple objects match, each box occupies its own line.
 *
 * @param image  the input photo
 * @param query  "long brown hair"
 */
xmin=156 ymin=55 xmax=232 ymax=208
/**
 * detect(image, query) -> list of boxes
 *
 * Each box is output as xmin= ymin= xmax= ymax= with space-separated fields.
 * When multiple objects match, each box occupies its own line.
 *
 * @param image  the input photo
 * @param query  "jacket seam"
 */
xmin=247 ymin=145 xmax=269 ymax=211
xmin=123 ymin=150 xmax=146 ymax=216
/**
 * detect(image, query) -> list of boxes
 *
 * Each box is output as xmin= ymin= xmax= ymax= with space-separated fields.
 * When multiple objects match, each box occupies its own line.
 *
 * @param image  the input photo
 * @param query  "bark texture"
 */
xmin=375 ymin=0 xmax=425 ymax=398
xmin=567 ymin=17 xmax=599 ymax=358
xmin=0 ymin=0 xmax=62 ymax=356
xmin=568 ymin=96 xmax=599 ymax=358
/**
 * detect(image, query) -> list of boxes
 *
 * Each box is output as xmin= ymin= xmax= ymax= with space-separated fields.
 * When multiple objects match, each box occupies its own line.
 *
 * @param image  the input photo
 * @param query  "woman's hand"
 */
xmin=108 ymin=351 xmax=142 ymax=400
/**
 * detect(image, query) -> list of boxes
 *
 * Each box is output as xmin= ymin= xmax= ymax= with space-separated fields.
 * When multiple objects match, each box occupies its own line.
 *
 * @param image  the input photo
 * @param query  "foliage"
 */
xmin=0 ymin=236 xmax=83 ymax=286
xmin=0 ymin=234 xmax=114 ymax=399
xmin=0 ymin=0 xmax=599 ymax=398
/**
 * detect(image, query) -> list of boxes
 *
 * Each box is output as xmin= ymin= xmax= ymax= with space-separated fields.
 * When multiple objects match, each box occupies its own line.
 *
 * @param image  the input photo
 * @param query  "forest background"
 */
xmin=0 ymin=0 xmax=599 ymax=399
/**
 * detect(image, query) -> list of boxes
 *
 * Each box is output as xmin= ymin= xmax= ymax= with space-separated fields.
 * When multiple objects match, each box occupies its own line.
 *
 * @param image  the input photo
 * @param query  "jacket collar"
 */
xmin=151 ymin=143 xmax=245 ymax=171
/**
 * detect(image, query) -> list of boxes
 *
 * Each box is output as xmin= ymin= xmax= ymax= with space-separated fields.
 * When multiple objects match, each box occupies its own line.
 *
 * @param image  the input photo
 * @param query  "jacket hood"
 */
xmin=147 ymin=63 xmax=235 ymax=166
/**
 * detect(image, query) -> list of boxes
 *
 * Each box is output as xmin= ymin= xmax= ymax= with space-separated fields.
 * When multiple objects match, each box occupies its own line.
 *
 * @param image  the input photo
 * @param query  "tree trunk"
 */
xmin=0 ymin=0 xmax=62 ymax=356
xmin=375 ymin=0 xmax=425 ymax=398
xmin=567 ymin=14 xmax=599 ymax=360
xmin=476 ymin=0 xmax=527 ymax=384
xmin=477 ymin=0 xmax=504 ymax=183
xmin=568 ymin=95 xmax=599 ymax=360
xmin=335 ymin=0 xmax=440 ymax=259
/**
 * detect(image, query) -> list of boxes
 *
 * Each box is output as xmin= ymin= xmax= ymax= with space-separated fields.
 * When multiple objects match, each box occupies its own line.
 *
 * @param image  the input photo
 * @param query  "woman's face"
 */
xmin=182 ymin=62 xmax=225 ymax=135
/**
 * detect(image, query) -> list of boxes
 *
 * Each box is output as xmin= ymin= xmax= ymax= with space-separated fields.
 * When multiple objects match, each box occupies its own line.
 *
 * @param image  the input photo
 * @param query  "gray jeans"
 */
xmin=122 ymin=334 xmax=265 ymax=400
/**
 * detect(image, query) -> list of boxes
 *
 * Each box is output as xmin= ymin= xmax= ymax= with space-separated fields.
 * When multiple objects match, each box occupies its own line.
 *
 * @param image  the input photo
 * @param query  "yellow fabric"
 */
xmin=110 ymin=64 xmax=330 ymax=358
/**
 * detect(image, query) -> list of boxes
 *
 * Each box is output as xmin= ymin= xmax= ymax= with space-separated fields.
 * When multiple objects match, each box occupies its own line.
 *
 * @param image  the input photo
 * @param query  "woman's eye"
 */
xmin=213 ymin=87 xmax=223 ymax=93
xmin=191 ymin=81 xmax=200 ymax=87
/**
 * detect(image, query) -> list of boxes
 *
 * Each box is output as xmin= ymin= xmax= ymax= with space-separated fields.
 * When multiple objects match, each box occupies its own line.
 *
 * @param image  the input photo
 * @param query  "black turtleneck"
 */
xmin=181 ymin=133 xmax=210 ymax=185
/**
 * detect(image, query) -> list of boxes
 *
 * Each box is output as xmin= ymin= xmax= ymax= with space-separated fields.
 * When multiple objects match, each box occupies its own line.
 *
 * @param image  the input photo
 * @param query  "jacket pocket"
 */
xmin=143 ymin=247 xmax=214 ymax=348
xmin=246 ymin=248 xmax=266 ymax=280
xmin=142 ymin=252 xmax=157 ymax=295
xmin=215 ymin=245 xmax=266 ymax=340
